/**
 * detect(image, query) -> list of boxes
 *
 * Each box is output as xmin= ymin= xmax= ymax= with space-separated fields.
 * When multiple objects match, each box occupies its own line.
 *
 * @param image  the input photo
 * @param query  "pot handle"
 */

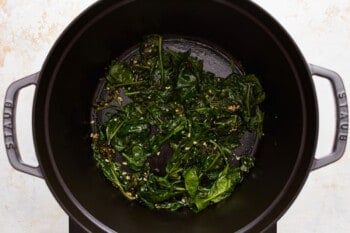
xmin=3 ymin=72 xmax=43 ymax=178
xmin=309 ymin=64 xmax=348 ymax=170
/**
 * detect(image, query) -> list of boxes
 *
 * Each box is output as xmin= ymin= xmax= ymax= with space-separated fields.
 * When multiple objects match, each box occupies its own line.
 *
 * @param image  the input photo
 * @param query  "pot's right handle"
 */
xmin=3 ymin=73 xmax=43 ymax=178
xmin=309 ymin=64 xmax=348 ymax=170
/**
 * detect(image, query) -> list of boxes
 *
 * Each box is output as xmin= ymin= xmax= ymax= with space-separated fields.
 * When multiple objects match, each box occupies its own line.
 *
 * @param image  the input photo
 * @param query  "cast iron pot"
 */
xmin=3 ymin=0 xmax=348 ymax=232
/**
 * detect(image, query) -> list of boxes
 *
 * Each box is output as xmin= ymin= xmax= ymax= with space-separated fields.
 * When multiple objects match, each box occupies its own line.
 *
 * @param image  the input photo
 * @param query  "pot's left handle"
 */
xmin=3 ymin=73 xmax=43 ymax=178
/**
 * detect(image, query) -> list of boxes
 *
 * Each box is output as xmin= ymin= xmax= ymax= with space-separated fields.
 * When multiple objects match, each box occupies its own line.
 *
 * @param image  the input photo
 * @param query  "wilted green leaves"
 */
xmin=92 ymin=35 xmax=265 ymax=212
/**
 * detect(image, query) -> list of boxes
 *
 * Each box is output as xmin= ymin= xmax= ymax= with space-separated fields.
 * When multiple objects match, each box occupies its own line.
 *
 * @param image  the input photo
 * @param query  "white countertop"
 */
xmin=0 ymin=0 xmax=349 ymax=232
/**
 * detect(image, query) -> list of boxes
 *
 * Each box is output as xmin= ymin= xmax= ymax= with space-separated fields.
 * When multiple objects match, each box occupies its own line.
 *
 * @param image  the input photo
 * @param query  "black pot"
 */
xmin=3 ymin=1 xmax=348 ymax=232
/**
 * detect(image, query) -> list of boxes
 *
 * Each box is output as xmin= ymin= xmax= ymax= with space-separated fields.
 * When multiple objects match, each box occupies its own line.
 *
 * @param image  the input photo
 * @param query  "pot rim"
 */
xmin=32 ymin=0 xmax=318 ymax=232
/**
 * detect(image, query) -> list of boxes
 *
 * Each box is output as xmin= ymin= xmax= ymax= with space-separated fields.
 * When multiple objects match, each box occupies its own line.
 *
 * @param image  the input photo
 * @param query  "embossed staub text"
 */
xmin=3 ymin=101 xmax=15 ymax=150
xmin=338 ymin=91 xmax=348 ymax=141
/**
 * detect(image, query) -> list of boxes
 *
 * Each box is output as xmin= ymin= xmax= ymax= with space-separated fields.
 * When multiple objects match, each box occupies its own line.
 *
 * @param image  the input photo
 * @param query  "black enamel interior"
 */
xmin=33 ymin=1 xmax=318 ymax=232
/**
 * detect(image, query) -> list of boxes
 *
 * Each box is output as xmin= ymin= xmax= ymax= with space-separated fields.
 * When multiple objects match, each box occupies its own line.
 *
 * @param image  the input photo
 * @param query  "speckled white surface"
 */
xmin=0 ymin=0 xmax=349 ymax=232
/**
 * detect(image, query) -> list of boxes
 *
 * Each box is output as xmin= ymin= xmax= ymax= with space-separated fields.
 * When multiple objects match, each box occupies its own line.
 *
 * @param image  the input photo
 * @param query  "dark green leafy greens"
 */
xmin=92 ymin=35 xmax=265 ymax=212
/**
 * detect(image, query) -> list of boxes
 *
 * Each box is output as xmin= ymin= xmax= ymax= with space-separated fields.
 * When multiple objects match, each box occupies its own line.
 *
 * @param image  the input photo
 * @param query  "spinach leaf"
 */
xmin=184 ymin=168 xmax=200 ymax=197
xmin=193 ymin=166 xmax=242 ymax=211
xmin=107 ymin=62 xmax=133 ymax=84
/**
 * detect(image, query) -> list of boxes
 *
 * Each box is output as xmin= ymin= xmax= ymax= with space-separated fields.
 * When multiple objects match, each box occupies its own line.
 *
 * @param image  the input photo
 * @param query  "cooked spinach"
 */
xmin=92 ymin=35 xmax=265 ymax=212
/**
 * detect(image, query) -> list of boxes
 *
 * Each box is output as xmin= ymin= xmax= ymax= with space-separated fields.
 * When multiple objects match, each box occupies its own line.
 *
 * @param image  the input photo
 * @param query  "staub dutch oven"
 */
xmin=3 ymin=0 xmax=348 ymax=232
